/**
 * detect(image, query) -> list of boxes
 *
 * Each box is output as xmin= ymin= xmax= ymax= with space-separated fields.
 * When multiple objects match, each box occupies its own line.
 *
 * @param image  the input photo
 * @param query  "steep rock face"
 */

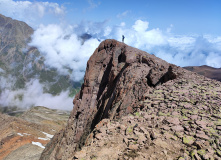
xmin=40 ymin=39 xmax=188 ymax=159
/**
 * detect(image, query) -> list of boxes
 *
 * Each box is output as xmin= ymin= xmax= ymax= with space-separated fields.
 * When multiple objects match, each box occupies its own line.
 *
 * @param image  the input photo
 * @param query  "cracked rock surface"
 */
xmin=41 ymin=39 xmax=221 ymax=160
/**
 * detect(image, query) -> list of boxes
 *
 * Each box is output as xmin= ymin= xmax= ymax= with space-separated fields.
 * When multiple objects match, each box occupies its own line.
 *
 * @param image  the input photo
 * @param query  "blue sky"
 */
xmin=0 ymin=0 xmax=221 ymax=109
xmin=2 ymin=0 xmax=220 ymax=35
xmin=0 ymin=0 xmax=221 ymax=70
xmin=17 ymin=0 xmax=221 ymax=35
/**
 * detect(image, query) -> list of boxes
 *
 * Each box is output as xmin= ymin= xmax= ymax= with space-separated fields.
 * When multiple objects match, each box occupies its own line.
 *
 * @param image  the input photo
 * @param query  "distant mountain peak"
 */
xmin=0 ymin=14 xmax=81 ymax=111
xmin=0 ymin=13 xmax=33 ymax=44
xmin=184 ymin=65 xmax=221 ymax=82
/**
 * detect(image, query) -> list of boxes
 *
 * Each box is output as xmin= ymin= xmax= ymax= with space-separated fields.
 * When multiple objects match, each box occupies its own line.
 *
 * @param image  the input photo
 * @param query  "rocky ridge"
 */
xmin=184 ymin=65 xmax=221 ymax=82
xmin=74 ymin=77 xmax=221 ymax=159
xmin=41 ymin=39 xmax=221 ymax=159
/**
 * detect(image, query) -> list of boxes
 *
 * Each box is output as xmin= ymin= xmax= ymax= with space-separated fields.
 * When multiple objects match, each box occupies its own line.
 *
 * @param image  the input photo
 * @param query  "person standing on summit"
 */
xmin=122 ymin=35 xmax=125 ymax=43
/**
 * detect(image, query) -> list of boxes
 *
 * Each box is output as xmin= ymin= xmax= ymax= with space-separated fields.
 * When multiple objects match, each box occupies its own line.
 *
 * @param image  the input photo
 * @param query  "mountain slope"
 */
xmin=0 ymin=14 xmax=81 ymax=111
xmin=0 ymin=13 xmax=33 ymax=54
xmin=0 ymin=106 xmax=70 ymax=160
xmin=184 ymin=65 xmax=221 ymax=82
xmin=40 ymin=39 xmax=221 ymax=159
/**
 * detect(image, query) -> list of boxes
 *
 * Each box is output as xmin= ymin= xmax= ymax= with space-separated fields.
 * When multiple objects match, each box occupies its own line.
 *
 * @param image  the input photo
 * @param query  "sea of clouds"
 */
xmin=0 ymin=78 xmax=73 ymax=110
xmin=0 ymin=0 xmax=221 ymax=110
xmin=28 ymin=20 xmax=221 ymax=81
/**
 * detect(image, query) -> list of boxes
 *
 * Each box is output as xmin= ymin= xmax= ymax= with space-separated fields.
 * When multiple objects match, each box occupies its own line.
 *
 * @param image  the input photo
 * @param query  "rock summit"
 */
xmin=41 ymin=39 xmax=221 ymax=160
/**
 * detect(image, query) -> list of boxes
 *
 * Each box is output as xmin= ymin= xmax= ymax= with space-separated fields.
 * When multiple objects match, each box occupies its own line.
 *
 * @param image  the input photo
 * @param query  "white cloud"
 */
xmin=76 ymin=20 xmax=109 ymax=37
xmin=88 ymin=0 xmax=100 ymax=9
xmin=120 ymin=22 xmax=126 ymax=27
xmin=83 ymin=0 xmax=100 ymax=12
xmin=0 ymin=79 xmax=73 ymax=110
xmin=1 ymin=1 xmax=220 ymax=70
xmin=29 ymin=24 xmax=100 ymax=81
xmin=104 ymin=26 xmax=112 ymax=36
xmin=21 ymin=19 xmax=221 ymax=111
xmin=166 ymin=24 xmax=173 ymax=33
xmin=0 ymin=68 xmax=5 ymax=73
xmin=117 ymin=10 xmax=130 ymax=18
xmin=105 ymin=20 xmax=221 ymax=68
xmin=132 ymin=20 xmax=149 ymax=32
xmin=1 ymin=3 xmax=221 ymax=111
xmin=0 ymin=0 xmax=65 ymax=27
xmin=206 ymin=52 xmax=221 ymax=68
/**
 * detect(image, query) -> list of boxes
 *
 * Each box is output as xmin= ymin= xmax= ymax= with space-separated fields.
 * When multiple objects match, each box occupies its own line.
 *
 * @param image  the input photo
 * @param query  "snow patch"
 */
xmin=17 ymin=133 xmax=23 ymax=136
xmin=42 ymin=131 xmax=53 ymax=139
xmin=23 ymin=133 xmax=31 ymax=136
xmin=32 ymin=141 xmax=45 ymax=149
xmin=38 ymin=137 xmax=48 ymax=141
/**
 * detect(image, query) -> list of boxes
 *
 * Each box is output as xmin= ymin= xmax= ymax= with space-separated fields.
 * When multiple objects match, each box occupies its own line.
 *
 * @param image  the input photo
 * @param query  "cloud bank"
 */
xmin=0 ymin=0 xmax=65 ymax=27
xmin=29 ymin=24 xmax=100 ymax=81
xmin=1 ymin=17 xmax=221 ymax=111
xmin=104 ymin=20 xmax=221 ymax=68
xmin=28 ymin=19 xmax=221 ymax=85
xmin=2 ymin=0 xmax=220 ymax=74
xmin=0 ymin=78 xmax=73 ymax=110
xmin=0 ymin=0 xmax=221 ymax=111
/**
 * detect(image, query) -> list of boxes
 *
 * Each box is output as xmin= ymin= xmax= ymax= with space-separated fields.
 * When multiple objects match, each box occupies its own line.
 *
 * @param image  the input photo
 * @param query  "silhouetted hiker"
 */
xmin=122 ymin=35 xmax=125 ymax=43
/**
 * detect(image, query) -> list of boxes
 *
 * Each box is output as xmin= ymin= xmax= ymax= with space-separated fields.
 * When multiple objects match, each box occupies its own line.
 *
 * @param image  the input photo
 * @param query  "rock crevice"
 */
xmin=40 ymin=39 xmax=219 ymax=160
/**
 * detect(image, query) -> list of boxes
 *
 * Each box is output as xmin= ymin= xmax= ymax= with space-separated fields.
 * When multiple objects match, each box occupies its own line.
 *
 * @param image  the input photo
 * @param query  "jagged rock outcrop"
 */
xmin=41 ymin=39 xmax=221 ymax=159
xmin=38 ymin=40 xmax=188 ymax=159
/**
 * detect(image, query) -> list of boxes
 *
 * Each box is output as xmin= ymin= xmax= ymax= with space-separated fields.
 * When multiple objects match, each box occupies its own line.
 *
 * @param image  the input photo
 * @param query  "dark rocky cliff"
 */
xmin=41 ymin=39 xmax=221 ymax=159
